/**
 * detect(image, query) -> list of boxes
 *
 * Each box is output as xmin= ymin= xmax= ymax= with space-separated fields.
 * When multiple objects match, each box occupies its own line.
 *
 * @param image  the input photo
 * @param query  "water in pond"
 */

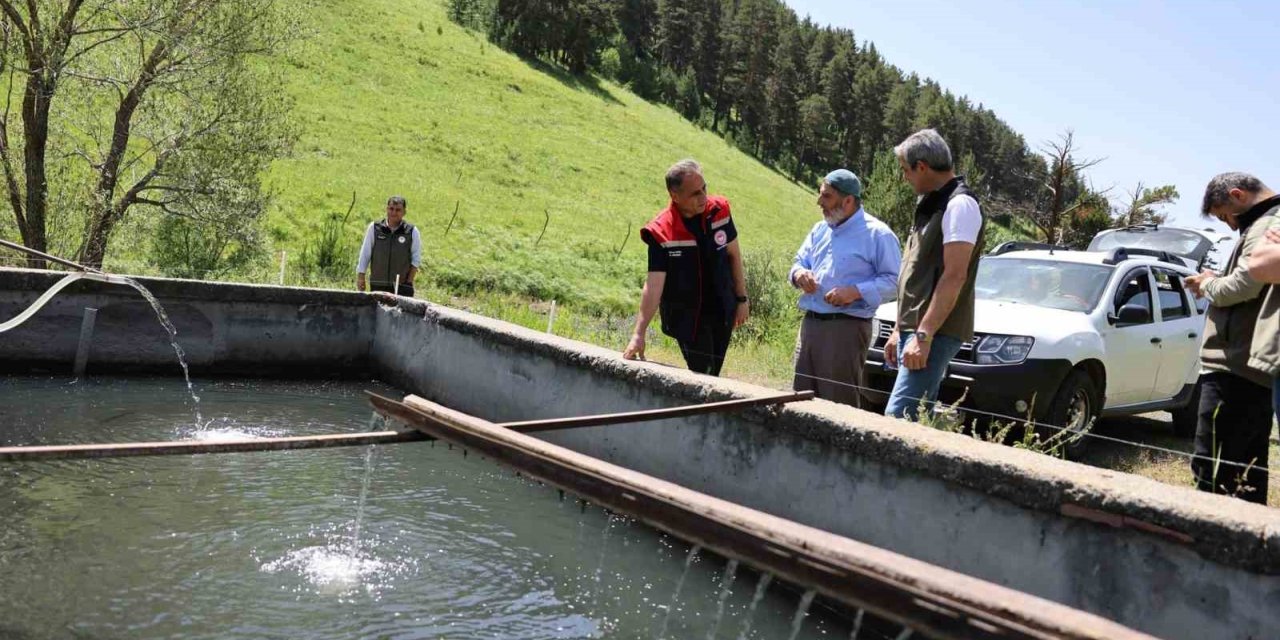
xmin=0 ymin=377 xmax=852 ymax=639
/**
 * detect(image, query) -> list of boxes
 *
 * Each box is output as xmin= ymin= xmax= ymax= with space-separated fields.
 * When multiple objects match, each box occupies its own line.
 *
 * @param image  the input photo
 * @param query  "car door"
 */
xmin=1151 ymin=268 xmax=1202 ymax=400
xmin=1100 ymin=266 xmax=1163 ymax=406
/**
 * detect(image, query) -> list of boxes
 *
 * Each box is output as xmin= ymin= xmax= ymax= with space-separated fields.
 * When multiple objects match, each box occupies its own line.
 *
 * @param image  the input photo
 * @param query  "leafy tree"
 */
xmin=0 ymin=0 xmax=300 ymax=267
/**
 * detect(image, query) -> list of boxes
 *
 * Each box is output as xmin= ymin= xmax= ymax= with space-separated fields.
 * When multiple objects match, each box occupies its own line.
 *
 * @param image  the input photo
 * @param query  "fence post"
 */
xmin=278 ymin=250 xmax=287 ymax=285
xmin=546 ymin=300 xmax=557 ymax=334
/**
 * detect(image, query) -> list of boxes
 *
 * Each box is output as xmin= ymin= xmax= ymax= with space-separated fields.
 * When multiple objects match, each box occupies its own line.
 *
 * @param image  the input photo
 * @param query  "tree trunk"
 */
xmin=19 ymin=72 xmax=54 ymax=269
xmin=78 ymin=206 xmax=117 ymax=268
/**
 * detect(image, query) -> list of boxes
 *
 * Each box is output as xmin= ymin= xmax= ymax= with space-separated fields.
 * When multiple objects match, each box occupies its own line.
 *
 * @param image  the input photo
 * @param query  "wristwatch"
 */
xmin=735 ymin=295 xmax=748 ymax=303
xmin=915 ymin=330 xmax=932 ymax=344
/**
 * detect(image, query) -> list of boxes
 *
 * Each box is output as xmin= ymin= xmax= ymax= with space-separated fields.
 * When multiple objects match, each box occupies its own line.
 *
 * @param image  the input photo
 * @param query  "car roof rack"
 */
xmin=988 ymin=241 xmax=1072 ymax=256
xmin=1101 ymin=246 xmax=1184 ymax=266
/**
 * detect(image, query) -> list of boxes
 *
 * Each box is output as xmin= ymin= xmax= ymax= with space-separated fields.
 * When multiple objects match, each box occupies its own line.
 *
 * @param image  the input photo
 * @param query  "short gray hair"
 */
xmin=1201 ymin=172 xmax=1266 ymax=215
xmin=665 ymin=159 xmax=703 ymax=192
xmin=387 ymin=195 xmax=407 ymax=208
xmin=894 ymin=129 xmax=953 ymax=171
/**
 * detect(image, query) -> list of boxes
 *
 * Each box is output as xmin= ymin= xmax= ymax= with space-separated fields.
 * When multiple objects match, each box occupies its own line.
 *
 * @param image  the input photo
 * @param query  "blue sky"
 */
xmin=784 ymin=0 xmax=1279 ymax=231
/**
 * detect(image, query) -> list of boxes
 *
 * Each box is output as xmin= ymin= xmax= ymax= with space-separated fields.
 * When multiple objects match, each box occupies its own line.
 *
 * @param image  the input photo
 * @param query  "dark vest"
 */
xmin=369 ymin=220 xmax=415 ymax=288
xmin=640 ymin=196 xmax=737 ymax=344
xmin=896 ymin=178 xmax=985 ymax=341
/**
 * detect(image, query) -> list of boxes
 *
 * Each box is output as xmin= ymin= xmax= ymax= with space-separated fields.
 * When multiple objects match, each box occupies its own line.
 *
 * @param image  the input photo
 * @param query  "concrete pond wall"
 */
xmin=3 ymin=268 xmax=1279 ymax=639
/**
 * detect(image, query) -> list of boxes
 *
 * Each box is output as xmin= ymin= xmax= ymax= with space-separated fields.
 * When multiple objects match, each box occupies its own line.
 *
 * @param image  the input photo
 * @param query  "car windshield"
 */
xmin=976 ymin=259 xmax=1113 ymax=312
xmin=1088 ymin=227 xmax=1211 ymax=263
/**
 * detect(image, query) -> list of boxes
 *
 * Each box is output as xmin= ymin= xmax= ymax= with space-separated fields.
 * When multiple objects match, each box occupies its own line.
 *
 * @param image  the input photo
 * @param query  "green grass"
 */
xmin=259 ymin=0 xmax=821 ymax=316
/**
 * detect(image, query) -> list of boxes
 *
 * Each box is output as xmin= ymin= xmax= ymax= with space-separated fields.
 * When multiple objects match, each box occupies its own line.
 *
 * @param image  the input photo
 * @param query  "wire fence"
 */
xmin=633 ymin=337 xmax=1276 ymax=479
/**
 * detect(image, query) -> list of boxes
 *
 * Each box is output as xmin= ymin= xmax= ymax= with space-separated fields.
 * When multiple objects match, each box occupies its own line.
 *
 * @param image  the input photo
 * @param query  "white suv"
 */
xmin=866 ymin=244 xmax=1207 ymax=449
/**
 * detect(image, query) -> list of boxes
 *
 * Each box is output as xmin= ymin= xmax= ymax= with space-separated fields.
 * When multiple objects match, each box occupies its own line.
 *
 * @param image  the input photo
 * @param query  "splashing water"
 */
xmin=786 ymin=590 xmax=817 ymax=640
xmin=654 ymin=544 xmax=701 ymax=639
xmin=121 ymin=278 xmax=201 ymax=426
xmin=705 ymin=558 xmax=739 ymax=640
xmin=261 ymin=545 xmax=390 ymax=596
xmin=735 ymin=571 xmax=774 ymax=640
xmin=593 ymin=514 xmax=615 ymax=606
xmin=350 ymin=445 xmax=378 ymax=555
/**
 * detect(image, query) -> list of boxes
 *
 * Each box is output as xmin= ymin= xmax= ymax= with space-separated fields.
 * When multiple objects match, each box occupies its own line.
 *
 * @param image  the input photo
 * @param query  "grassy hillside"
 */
xmin=264 ymin=0 xmax=820 ymax=314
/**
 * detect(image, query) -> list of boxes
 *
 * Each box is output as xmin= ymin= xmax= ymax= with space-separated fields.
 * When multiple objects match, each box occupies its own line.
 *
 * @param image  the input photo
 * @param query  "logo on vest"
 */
xmin=398 ymin=236 xmax=406 ymax=244
xmin=714 ymin=230 xmax=727 ymax=246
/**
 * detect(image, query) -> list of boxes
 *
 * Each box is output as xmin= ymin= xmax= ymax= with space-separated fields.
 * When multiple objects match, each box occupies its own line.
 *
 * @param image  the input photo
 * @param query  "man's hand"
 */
xmin=793 ymin=269 xmax=818 ymax=294
xmin=823 ymin=286 xmax=862 ymax=307
xmin=734 ymin=300 xmax=750 ymax=328
xmin=1267 ymin=227 xmax=1280 ymax=245
xmin=622 ymin=334 xmax=646 ymax=361
xmin=883 ymin=329 xmax=899 ymax=368
xmin=902 ymin=334 xmax=931 ymax=370
xmin=356 ymin=273 xmax=366 ymax=292
xmin=1184 ymin=270 xmax=1215 ymax=299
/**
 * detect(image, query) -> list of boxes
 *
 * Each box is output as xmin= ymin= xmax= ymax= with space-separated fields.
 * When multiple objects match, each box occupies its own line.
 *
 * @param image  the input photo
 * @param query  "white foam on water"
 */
xmin=260 ymin=545 xmax=391 ymax=596
xmin=191 ymin=428 xmax=262 ymax=442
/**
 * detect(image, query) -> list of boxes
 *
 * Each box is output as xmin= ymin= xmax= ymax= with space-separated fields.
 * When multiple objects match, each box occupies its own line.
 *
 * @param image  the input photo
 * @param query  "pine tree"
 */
xmin=863 ymin=150 xmax=918 ymax=240
xmin=881 ymin=73 xmax=918 ymax=150
xmin=763 ymin=24 xmax=804 ymax=162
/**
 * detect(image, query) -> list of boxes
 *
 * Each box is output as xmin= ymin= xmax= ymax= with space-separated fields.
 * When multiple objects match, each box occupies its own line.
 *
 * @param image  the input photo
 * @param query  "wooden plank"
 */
xmin=375 ymin=393 xmax=1154 ymax=640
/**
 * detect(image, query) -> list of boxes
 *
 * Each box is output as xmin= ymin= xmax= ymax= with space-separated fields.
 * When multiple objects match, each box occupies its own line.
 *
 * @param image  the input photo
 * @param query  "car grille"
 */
xmin=874 ymin=320 xmax=976 ymax=364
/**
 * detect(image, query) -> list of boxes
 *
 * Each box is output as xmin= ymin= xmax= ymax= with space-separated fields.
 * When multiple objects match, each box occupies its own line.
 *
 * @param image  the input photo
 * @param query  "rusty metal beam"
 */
xmin=0 ymin=430 xmax=427 ymax=461
xmin=373 ymin=393 xmax=1153 ymax=640
xmin=494 ymin=389 xmax=813 ymax=430
xmin=0 ymin=390 xmax=812 ymax=462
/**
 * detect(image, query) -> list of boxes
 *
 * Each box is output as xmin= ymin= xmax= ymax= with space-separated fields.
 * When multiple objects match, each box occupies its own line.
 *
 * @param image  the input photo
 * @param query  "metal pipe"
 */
xmin=374 ymin=393 xmax=1153 ymax=640
xmin=0 ymin=391 xmax=813 ymax=461
xmin=0 ymin=430 xmax=428 ymax=461
xmin=0 ymin=238 xmax=103 ymax=274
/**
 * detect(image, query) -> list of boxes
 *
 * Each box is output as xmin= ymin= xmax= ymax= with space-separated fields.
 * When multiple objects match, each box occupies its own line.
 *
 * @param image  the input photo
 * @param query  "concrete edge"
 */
xmin=0 ymin=268 xmax=373 ymax=306
xmin=387 ymin=296 xmax=1280 ymax=575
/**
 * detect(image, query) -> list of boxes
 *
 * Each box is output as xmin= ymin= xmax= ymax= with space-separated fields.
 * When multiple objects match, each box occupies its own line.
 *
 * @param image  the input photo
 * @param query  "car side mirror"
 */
xmin=1110 ymin=303 xmax=1151 ymax=327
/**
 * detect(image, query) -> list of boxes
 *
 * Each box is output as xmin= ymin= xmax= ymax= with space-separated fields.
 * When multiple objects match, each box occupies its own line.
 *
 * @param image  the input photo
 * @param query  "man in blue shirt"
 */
xmin=789 ymin=169 xmax=901 ymax=408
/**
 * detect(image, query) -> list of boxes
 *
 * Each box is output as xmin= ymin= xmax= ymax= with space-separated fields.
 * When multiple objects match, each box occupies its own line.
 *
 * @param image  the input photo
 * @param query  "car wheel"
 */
xmin=1170 ymin=378 xmax=1201 ymax=439
xmin=1041 ymin=370 xmax=1100 ymax=459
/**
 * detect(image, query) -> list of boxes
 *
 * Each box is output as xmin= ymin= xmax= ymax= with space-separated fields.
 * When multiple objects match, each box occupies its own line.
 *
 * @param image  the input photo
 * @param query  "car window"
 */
xmin=1153 ymin=268 xmax=1191 ymax=321
xmin=1114 ymin=267 xmax=1153 ymax=323
xmin=975 ymin=258 xmax=1113 ymax=312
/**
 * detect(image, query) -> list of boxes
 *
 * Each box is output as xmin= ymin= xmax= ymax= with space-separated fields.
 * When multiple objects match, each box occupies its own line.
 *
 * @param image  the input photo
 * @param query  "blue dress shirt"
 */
xmin=788 ymin=208 xmax=901 ymax=318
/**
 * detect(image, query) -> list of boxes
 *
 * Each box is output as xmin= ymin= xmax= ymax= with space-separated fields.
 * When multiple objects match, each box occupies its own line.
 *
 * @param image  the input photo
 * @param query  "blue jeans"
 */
xmin=884 ymin=332 xmax=964 ymax=421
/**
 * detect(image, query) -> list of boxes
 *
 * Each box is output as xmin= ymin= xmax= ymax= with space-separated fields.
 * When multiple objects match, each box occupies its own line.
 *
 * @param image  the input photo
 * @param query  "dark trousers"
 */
xmin=371 ymin=282 xmax=414 ymax=298
xmin=1192 ymin=372 xmax=1272 ymax=505
xmin=677 ymin=315 xmax=733 ymax=376
xmin=793 ymin=314 xmax=873 ymax=408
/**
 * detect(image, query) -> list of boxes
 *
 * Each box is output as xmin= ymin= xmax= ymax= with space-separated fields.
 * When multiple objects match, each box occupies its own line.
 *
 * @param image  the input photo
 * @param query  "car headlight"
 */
xmin=973 ymin=334 xmax=1034 ymax=364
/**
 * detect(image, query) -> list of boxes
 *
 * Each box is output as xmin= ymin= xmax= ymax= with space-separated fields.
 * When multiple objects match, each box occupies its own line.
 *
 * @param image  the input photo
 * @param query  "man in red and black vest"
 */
xmin=623 ymin=160 xmax=749 ymax=376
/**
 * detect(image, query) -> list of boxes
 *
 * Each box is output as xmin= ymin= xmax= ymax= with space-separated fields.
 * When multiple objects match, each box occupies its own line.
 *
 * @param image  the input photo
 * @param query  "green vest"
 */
xmin=896 ymin=178 xmax=985 ymax=342
xmin=369 ymin=220 xmax=415 ymax=288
